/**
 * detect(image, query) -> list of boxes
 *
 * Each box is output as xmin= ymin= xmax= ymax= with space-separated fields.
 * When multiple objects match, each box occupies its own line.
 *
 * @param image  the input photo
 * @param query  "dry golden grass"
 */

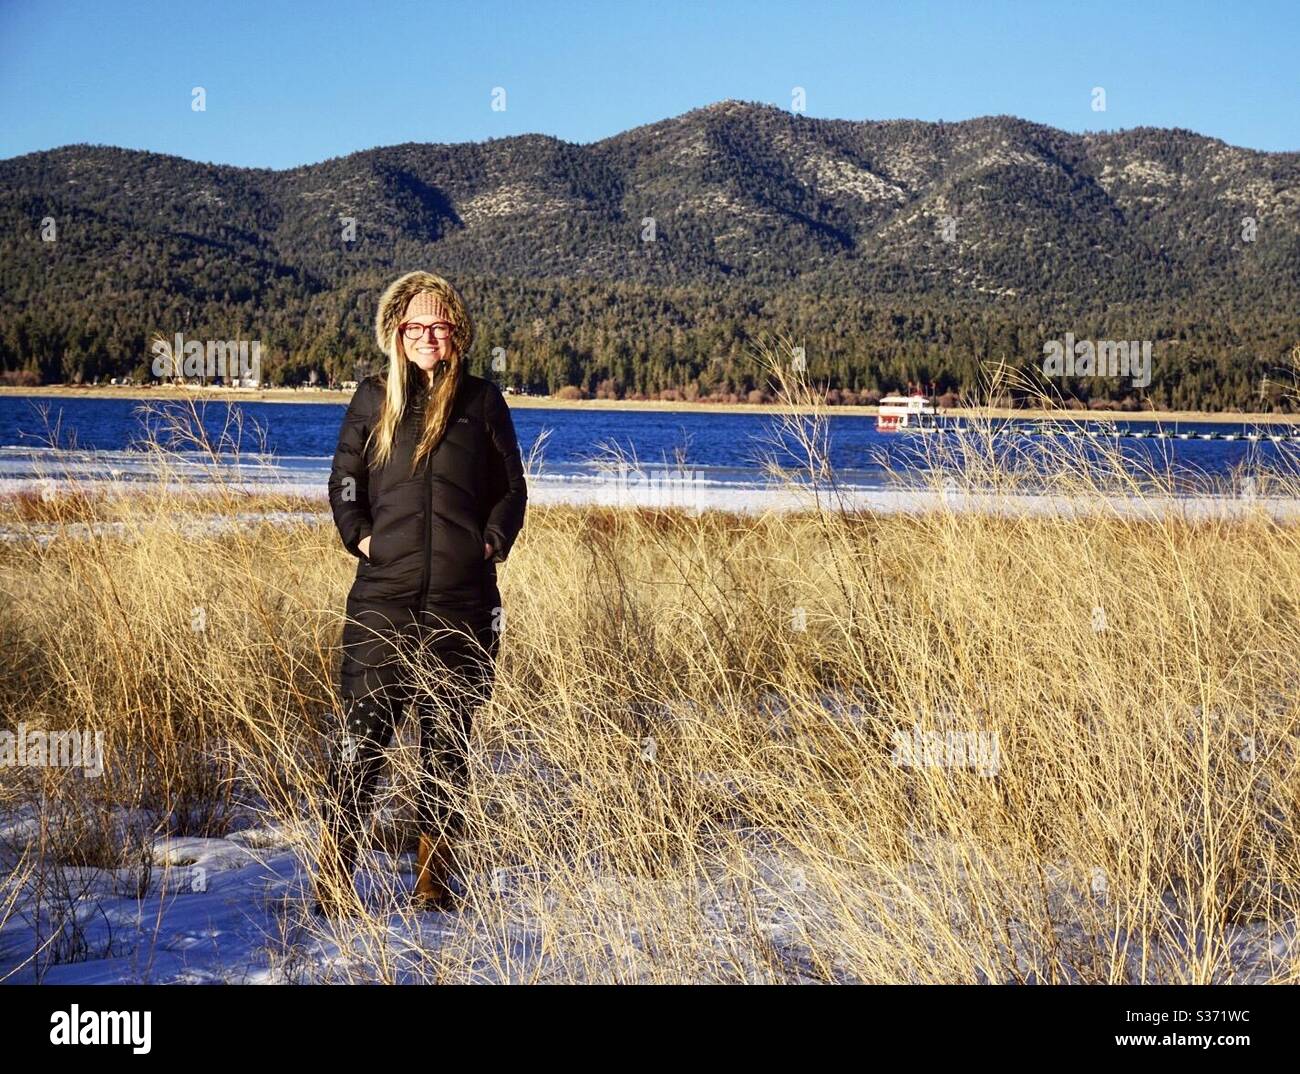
xmin=1 ymin=355 xmax=1298 ymax=983
xmin=0 ymin=487 xmax=325 ymax=526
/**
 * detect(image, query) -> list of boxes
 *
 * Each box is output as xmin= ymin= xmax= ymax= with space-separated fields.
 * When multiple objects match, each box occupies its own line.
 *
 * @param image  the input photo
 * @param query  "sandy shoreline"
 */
xmin=3 ymin=385 xmax=1298 ymax=424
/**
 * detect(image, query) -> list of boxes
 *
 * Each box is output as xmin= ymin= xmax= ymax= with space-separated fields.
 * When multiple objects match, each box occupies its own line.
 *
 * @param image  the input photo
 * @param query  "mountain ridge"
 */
xmin=1 ymin=102 xmax=1297 ymax=407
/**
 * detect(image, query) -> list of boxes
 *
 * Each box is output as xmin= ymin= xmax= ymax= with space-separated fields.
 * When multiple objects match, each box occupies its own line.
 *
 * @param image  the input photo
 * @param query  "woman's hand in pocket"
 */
xmin=358 ymin=535 xmax=372 ymax=559
xmin=483 ymin=542 xmax=494 ymax=560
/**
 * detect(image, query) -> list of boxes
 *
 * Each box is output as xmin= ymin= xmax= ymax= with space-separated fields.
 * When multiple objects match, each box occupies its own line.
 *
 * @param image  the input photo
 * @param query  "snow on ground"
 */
xmin=2 ymin=804 xmax=1294 ymax=984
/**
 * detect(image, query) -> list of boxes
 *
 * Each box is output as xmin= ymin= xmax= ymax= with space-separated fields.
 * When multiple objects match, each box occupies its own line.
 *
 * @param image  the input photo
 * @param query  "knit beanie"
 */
xmin=403 ymin=291 xmax=450 ymax=320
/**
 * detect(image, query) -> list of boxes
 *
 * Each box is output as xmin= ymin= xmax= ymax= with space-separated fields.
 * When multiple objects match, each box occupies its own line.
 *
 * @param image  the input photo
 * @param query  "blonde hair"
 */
xmin=370 ymin=271 xmax=476 ymax=475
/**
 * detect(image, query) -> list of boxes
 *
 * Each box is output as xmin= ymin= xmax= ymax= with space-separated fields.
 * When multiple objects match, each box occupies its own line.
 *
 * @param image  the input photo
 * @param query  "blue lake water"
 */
xmin=2 ymin=394 xmax=1300 ymax=501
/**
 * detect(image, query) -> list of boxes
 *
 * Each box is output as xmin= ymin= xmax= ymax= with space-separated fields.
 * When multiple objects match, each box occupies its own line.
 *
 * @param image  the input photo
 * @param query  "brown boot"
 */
xmin=412 ymin=833 xmax=457 ymax=911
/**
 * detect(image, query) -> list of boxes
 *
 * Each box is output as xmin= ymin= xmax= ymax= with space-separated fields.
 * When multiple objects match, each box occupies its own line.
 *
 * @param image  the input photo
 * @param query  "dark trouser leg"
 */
xmin=415 ymin=701 xmax=472 ymax=843
xmin=318 ymin=604 xmax=411 ymax=896
xmin=321 ymin=698 xmax=393 ymax=866
xmin=411 ymin=616 xmax=500 ymax=843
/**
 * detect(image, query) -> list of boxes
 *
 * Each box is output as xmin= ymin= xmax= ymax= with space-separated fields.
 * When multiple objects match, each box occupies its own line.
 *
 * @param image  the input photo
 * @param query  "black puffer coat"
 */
xmin=327 ymin=370 xmax=528 ymax=618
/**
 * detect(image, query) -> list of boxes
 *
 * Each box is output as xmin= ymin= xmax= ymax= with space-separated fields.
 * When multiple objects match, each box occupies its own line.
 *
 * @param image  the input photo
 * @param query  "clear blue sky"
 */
xmin=1 ymin=0 xmax=1296 ymax=167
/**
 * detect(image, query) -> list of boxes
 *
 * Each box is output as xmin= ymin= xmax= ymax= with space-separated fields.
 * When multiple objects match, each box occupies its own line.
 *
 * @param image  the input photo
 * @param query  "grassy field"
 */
xmin=1 ymin=361 xmax=1298 ymax=983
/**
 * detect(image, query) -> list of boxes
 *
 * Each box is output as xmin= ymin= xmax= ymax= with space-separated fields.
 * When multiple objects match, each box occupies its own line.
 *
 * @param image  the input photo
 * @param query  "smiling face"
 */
xmin=397 ymin=294 xmax=456 ymax=376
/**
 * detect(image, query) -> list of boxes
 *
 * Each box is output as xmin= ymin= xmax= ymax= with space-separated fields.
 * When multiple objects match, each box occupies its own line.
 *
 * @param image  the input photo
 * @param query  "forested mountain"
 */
xmin=2 ymin=100 xmax=1297 ymax=409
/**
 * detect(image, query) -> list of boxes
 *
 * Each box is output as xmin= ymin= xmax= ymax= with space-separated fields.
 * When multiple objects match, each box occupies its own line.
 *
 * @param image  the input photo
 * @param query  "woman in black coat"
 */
xmin=314 ymin=270 xmax=527 ymax=917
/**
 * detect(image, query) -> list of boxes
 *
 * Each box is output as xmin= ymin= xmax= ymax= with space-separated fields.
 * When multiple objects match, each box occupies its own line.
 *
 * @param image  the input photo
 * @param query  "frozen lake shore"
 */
xmin=3 ymin=472 xmax=1300 ymax=545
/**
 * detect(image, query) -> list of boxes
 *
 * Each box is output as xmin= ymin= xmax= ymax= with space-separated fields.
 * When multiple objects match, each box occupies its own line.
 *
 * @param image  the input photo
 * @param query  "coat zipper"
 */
xmin=416 ymin=445 xmax=432 ymax=612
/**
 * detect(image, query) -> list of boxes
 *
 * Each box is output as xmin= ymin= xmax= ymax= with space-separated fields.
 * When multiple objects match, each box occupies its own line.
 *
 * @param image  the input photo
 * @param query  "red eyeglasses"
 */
xmin=400 ymin=322 xmax=454 ymax=341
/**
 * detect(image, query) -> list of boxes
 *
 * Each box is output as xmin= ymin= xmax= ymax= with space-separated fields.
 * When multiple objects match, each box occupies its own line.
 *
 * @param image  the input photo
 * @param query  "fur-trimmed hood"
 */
xmin=373 ymin=270 xmax=475 ymax=360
